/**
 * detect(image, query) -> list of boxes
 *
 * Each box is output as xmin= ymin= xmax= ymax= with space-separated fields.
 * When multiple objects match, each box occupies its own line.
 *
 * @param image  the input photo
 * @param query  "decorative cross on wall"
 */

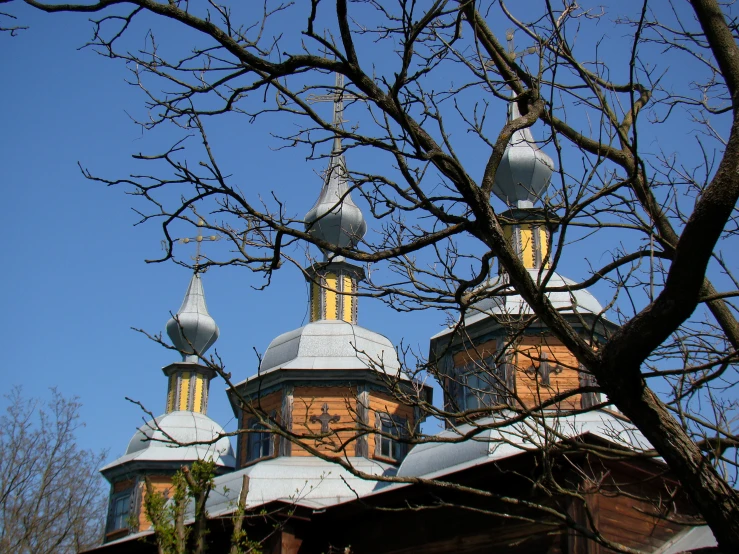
xmin=310 ymin=403 xmax=341 ymax=433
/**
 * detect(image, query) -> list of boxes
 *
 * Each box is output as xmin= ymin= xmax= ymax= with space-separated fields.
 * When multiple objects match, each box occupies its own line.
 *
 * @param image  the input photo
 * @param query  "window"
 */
xmin=246 ymin=419 xmax=273 ymax=462
xmin=107 ymin=490 xmax=131 ymax=532
xmin=375 ymin=413 xmax=409 ymax=462
xmin=457 ymin=355 xmax=511 ymax=410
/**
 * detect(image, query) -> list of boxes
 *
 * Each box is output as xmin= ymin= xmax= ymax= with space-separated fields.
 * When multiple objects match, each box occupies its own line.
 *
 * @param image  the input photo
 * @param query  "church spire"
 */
xmin=493 ymin=98 xmax=556 ymax=270
xmin=165 ymin=272 xmax=220 ymax=364
xmin=304 ymin=72 xmax=367 ymax=323
xmin=162 ymin=271 xmax=219 ymax=414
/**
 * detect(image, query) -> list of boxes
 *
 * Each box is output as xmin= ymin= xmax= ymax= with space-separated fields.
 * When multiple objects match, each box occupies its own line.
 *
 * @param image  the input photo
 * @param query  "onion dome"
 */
xmin=166 ymin=273 xmax=219 ymax=363
xmin=492 ymin=101 xmax=554 ymax=208
xmin=304 ymin=149 xmax=367 ymax=253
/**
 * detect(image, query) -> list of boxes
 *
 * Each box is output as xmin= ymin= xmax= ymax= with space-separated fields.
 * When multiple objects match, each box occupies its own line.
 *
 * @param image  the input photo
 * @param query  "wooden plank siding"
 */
xmin=449 ymin=336 xmax=591 ymax=413
xmin=514 ymin=337 xmax=582 ymax=411
xmin=291 ymin=386 xmax=362 ymax=457
xmin=137 ymin=474 xmax=172 ymax=531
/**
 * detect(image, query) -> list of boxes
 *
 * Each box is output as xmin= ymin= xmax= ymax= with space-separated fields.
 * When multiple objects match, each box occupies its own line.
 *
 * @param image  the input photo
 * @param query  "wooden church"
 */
xmin=89 ymin=85 xmax=715 ymax=554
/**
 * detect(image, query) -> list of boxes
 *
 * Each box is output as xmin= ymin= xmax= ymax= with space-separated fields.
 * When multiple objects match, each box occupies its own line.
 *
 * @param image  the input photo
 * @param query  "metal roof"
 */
xmin=165 ymin=273 xmax=219 ymax=364
xmin=202 ymin=456 xmax=396 ymax=518
xmin=101 ymin=411 xmax=235 ymax=474
xmin=304 ymin=150 xmax=367 ymax=252
xmin=431 ymin=268 xmax=604 ymax=340
xmin=654 ymin=525 xmax=717 ymax=553
xmin=396 ymin=410 xmax=651 ymax=479
xmin=492 ymin=100 xmax=554 ymax=208
xmin=259 ymin=320 xmax=403 ymax=374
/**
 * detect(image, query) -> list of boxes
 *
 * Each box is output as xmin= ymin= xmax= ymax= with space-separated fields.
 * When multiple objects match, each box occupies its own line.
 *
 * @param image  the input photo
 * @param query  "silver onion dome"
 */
xmin=304 ymin=149 xmax=367 ymax=252
xmin=166 ymin=273 xmax=219 ymax=363
xmin=492 ymin=101 xmax=554 ymax=208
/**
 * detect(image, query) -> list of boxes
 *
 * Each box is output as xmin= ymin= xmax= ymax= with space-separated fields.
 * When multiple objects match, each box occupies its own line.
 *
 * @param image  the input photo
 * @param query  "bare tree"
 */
xmin=9 ymin=0 xmax=739 ymax=550
xmin=0 ymin=387 xmax=107 ymax=553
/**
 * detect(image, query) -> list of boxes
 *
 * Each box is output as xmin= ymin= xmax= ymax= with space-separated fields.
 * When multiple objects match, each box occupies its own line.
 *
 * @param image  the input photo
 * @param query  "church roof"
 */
xmin=100 ymin=411 xmax=235 ymax=474
xmin=258 ymin=319 xmax=402 ymax=374
xmin=203 ymin=456 xmax=395 ymax=517
xmin=396 ymin=410 xmax=650 ymax=479
xmin=432 ymin=268 xmax=604 ymax=340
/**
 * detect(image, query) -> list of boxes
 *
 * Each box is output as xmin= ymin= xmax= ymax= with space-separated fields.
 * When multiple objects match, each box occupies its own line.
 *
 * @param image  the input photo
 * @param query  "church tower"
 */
xmin=229 ymin=74 xmax=431 ymax=467
xmin=431 ymin=99 xmax=613 ymax=420
xmin=100 ymin=271 xmax=235 ymax=543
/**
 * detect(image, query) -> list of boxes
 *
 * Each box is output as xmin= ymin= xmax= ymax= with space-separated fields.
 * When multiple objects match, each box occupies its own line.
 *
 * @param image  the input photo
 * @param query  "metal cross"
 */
xmin=310 ymin=403 xmax=341 ymax=433
xmin=307 ymin=72 xmax=358 ymax=152
xmin=506 ymin=28 xmax=537 ymax=59
xmin=177 ymin=219 xmax=220 ymax=273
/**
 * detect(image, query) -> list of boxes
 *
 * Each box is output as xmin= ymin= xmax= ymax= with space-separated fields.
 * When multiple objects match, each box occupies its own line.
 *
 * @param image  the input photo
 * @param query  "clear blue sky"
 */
xmin=1 ymin=2 xmax=733 ymax=467
xmin=0 ymin=6 xmax=448 ymax=462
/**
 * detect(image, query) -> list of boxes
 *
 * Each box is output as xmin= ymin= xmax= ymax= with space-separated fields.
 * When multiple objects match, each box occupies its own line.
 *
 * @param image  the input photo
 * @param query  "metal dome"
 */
xmin=260 ymin=320 xmax=401 ymax=374
xmin=466 ymin=269 xmax=603 ymax=325
xmin=431 ymin=269 xmax=604 ymax=341
xmin=492 ymin=101 xmax=554 ymax=208
xmin=304 ymin=152 xmax=367 ymax=252
xmin=101 ymin=411 xmax=235 ymax=472
xmin=166 ymin=273 xmax=219 ymax=363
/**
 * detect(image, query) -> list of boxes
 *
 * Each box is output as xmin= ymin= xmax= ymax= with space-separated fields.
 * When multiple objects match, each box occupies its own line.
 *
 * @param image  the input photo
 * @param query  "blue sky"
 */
xmin=2 ymin=2 xmax=735 ymax=469
xmin=0 ymin=6 xmax=448 ymax=463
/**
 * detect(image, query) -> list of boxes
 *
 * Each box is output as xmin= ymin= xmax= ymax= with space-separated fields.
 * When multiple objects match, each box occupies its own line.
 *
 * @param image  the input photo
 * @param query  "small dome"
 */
xmin=260 ymin=320 xmax=401 ymax=374
xmin=468 ymin=269 xmax=603 ymax=323
xmin=166 ymin=273 xmax=219 ymax=363
xmin=492 ymin=101 xmax=554 ymax=208
xmin=432 ymin=269 xmax=603 ymax=340
xmin=124 ymin=411 xmax=235 ymax=467
xmin=304 ymin=153 xmax=367 ymax=251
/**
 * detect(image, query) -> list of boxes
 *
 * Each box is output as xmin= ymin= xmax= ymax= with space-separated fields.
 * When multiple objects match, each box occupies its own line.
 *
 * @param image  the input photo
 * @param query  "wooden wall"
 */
xmin=239 ymin=391 xmax=283 ymax=467
xmin=449 ymin=335 xmax=591 ymax=412
xmin=136 ymin=474 xmax=172 ymax=531
xmin=292 ymin=386 xmax=361 ymax=457
xmin=514 ymin=336 xmax=582 ymax=410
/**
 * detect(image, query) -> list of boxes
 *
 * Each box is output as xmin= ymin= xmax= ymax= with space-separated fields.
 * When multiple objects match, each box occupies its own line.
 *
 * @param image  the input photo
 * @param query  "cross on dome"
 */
xmin=304 ymin=72 xmax=367 ymax=255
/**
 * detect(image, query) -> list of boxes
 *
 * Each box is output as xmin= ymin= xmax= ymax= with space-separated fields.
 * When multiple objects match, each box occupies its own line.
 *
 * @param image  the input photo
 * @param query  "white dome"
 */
xmin=102 ymin=411 xmax=235 ymax=472
xmin=260 ymin=320 xmax=401 ymax=373
xmin=492 ymin=101 xmax=554 ymax=208
xmin=166 ymin=273 xmax=219 ymax=363
xmin=467 ymin=269 xmax=602 ymax=325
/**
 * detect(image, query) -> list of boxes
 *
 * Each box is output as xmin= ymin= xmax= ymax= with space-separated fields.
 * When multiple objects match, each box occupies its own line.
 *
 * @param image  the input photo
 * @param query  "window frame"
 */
xmin=456 ymin=354 xmax=511 ymax=411
xmin=375 ymin=412 xmax=409 ymax=463
xmin=106 ymin=489 xmax=132 ymax=533
xmin=245 ymin=415 xmax=275 ymax=463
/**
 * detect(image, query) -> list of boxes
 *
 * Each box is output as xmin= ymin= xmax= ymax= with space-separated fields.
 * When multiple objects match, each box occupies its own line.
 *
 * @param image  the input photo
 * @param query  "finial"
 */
xmin=166 ymin=273 xmax=219 ymax=363
xmin=492 ymin=100 xmax=554 ymax=208
xmin=305 ymin=72 xmax=367 ymax=256
xmin=493 ymin=31 xmax=550 ymax=208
